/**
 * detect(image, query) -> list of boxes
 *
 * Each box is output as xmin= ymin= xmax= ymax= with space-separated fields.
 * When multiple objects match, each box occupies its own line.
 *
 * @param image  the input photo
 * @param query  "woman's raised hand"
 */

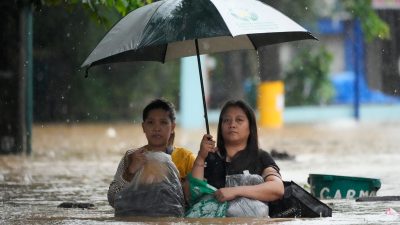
xmin=198 ymin=134 xmax=216 ymax=161
xmin=123 ymin=148 xmax=147 ymax=182
xmin=191 ymin=134 xmax=216 ymax=180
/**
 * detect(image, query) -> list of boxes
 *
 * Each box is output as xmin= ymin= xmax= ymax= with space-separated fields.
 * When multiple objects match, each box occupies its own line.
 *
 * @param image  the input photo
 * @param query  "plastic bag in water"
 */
xmin=185 ymin=173 xmax=228 ymax=218
xmin=114 ymin=151 xmax=184 ymax=217
xmin=225 ymin=172 xmax=269 ymax=217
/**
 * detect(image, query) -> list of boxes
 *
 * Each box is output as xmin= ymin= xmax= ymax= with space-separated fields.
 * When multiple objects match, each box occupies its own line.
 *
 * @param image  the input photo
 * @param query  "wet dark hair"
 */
xmin=217 ymin=100 xmax=259 ymax=172
xmin=142 ymin=98 xmax=176 ymax=122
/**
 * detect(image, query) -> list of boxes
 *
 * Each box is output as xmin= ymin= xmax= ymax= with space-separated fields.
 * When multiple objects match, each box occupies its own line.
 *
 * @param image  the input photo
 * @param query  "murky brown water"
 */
xmin=1 ymin=121 xmax=400 ymax=224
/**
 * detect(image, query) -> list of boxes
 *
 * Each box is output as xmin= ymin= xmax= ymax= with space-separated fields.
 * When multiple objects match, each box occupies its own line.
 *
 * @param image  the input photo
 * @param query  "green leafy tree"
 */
xmin=342 ymin=0 xmax=390 ymax=41
xmin=31 ymin=0 xmax=185 ymax=122
xmin=36 ymin=0 xmax=152 ymax=26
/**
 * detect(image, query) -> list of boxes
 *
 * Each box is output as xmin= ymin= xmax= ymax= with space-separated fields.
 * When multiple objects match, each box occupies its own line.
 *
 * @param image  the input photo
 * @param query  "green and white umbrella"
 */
xmin=82 ymin=0 xmax=316 ymax=133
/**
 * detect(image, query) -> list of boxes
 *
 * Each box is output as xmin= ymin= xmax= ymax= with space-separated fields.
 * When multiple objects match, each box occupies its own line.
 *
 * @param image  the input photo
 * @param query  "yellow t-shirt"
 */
xmin=171 ymin=147 xmax=196 ymax=181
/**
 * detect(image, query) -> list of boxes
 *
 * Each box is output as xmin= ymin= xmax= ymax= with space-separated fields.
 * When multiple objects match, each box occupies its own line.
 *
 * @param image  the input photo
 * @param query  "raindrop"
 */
xmin=87 ymin=112 xmax=90 ymax=116
xmin=108 ymin=66 xmax=112 ymax=71
xmin=41 ymin=124 xmax=44 ymax=128
xmin=66 ymin=33 xmax=71 ymax=38
xmin=67 ymin=85 xmax=71 ymax=89
xmin=61 ymin=95 xmax=64 ymax=100
xmin=66 ymin=119 xmax=70 ymax=123
xmin=305 ymin=6 xmax=308 ymax=11
xmin=106 ymin=127 xmax=117 ymax=138
xmin=129 ymin=102 xmax=134 ymax=108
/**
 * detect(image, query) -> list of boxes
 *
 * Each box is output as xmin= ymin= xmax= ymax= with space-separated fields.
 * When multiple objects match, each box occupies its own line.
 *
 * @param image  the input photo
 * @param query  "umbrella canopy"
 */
xmin=82 ymin=0 xmax=317 ymax=133
xmin=82 ymin=0 xmax=315 ymax=67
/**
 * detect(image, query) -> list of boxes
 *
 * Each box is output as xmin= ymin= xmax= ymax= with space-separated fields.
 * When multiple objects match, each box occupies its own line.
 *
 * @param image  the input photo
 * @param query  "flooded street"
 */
xmin=1 ymin=121 xmax=400 ymax=224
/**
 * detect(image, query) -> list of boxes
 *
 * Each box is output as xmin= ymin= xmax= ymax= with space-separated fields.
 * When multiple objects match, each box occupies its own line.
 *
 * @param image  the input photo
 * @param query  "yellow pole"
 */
xmin=258 ymin=81 xmax=284 ymax=128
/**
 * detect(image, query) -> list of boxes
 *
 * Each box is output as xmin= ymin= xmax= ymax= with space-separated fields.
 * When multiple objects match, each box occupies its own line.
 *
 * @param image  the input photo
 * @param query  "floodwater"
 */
xmin=1 ymin=121 xmax=400 ymax=225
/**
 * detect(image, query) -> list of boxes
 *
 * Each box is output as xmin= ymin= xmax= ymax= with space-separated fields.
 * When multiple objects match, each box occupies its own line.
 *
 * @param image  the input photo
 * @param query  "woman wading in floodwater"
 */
xmin=186 ymin=100 xmax=284 ymax=217
xmin=108 ymin=98 xmax=195 ymax=217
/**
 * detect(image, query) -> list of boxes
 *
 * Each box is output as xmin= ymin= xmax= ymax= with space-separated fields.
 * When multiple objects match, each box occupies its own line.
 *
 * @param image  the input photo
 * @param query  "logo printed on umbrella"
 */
xmin=225 ymin=6 xmax=279 ymax=32
xmin=228 ymin=8 xmax=258 ymax=22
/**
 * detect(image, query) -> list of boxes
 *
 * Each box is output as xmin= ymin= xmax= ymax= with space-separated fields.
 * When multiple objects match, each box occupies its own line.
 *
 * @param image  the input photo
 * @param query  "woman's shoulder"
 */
xmin=171 ymin=147 xmax=196 ymax=171
xmin=125 ymin=147 xmax=143 ymax=154
xmin=122 ymin=147 xmax=145 ymax=159
xmin=171 ymin=147 xmax=196 ymax=163
xmin=256 ymin=149 xmax=281 ymax=174
xmin=172 ymin=146 xmax=195 ymax=156
xmin=257 ymin=149 xmax=278 ymax=166
xmin=257 ymin=149 xmax=273 ymax=157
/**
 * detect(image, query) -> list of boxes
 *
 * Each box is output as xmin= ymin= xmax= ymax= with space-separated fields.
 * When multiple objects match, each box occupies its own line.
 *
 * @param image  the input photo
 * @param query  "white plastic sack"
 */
xmin=114 ymin=151 xmax=184 ymax=217
xmin=225 ymin=172 xmax=269 ymax=217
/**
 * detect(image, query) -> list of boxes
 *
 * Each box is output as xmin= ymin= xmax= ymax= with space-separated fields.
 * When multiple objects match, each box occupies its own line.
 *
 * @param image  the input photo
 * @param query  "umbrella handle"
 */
xmin=195 ymin=39 xmax=210 ymax=135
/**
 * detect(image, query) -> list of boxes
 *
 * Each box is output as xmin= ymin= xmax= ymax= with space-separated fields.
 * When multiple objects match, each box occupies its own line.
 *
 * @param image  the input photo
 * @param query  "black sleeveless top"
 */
xmin=204 ymin=150 xmax=279 ymax=189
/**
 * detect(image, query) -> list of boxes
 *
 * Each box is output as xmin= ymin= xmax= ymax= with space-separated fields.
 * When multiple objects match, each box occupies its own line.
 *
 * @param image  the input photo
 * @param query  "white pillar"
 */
xmin=179 ymin=56 xmax=207 ymax=129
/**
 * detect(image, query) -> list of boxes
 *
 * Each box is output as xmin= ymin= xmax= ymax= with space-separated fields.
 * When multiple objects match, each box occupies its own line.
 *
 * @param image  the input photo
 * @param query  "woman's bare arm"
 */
xmin=214 ymin=167 xmax=284 ymax=202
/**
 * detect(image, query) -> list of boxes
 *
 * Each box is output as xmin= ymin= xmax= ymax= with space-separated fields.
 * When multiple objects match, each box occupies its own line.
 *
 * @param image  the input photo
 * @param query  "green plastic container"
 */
xmin=308 ymin=174 xmax=381 ymax=199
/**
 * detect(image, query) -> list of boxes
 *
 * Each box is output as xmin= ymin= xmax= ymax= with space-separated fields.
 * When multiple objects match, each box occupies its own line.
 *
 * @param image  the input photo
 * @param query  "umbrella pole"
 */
xmin=195 ymin=39 xmax=210 ymax=135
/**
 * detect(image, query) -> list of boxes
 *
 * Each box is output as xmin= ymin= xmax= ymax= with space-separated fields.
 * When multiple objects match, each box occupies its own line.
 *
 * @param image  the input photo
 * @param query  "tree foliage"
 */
xmin=29 ymin=0 xmax=393 ymax=122
xmin=269 ymin=0 xmax=390 ymax=43
xmin=32 ymin=1 xmax=180 ymax=122
xmin=342 ymin=0 xmax=390 ymax=41
xmin=34 ymin=0 xmax=152 ymax=27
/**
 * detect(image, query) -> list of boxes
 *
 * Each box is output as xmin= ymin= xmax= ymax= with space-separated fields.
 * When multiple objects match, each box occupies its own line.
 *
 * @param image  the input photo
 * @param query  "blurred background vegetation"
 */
xmin=27 ymin=0 xmax=390 ymax=122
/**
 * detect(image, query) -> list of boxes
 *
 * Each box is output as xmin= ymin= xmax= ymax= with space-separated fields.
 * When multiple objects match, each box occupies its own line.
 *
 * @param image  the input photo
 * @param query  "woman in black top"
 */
xmin=191 ymin=100 xmax=284 ymax=203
